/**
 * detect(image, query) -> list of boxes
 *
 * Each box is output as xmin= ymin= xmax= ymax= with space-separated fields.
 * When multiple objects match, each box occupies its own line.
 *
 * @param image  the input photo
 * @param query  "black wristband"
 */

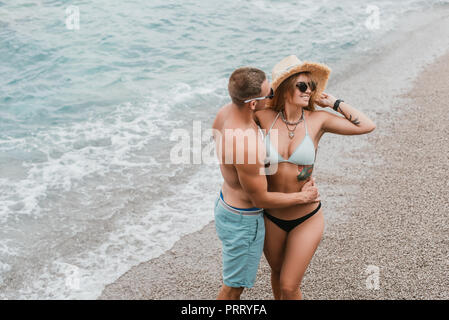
xmin=333 ymin=99 xmax=344 ymax=111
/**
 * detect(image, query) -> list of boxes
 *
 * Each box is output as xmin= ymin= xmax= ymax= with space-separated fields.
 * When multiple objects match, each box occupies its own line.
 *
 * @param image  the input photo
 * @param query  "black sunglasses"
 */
xmin=296 ymin=81 xmax=316 ymax=93
xmin=244 ymin=88 xmax=274 ymax=103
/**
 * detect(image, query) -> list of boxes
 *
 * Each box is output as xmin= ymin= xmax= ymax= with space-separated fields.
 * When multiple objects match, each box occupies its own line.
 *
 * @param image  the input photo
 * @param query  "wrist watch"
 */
xmin=333 ymin=99 xmax=344 ymax=111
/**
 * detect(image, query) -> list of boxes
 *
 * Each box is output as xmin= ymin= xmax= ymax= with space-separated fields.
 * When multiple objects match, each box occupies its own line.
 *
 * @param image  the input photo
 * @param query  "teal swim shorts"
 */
xmin=214 ymin=194 xmax=265 ymax=288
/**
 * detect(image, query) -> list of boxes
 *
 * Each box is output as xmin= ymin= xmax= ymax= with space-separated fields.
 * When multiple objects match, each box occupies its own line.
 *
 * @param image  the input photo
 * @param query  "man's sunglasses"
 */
xmin=244 ymin=88 xmax=274 ymax=103
xmin=296 ymin=81 xmax=316 ymax=93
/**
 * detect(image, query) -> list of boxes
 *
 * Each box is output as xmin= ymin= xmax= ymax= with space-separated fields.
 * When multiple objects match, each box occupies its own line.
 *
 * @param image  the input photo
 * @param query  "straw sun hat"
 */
xmin=268 ymin=55 xmax=331 ymax=107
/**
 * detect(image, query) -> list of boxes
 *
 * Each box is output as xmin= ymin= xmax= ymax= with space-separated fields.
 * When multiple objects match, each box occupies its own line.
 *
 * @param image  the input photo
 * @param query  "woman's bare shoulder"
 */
xmin=308 ymin=109 xmax=334 ymax=136
xmin=309 ymin=108 xmax=332 ymax=122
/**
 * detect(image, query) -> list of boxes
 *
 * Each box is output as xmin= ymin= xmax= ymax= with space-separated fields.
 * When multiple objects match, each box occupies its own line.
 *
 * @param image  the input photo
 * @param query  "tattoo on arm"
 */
xmin=347 ymin=114 xmax=361 ymax=125
xmin=337 ymin=105 xmax=361 ymax=125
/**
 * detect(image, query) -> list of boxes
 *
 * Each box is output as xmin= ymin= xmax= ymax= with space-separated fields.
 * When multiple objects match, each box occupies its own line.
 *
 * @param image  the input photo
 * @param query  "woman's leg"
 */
xmin=279 ymin=210 xmax=324 ymax=300
xmin=263 ymin=215 xmax=288 ymax=300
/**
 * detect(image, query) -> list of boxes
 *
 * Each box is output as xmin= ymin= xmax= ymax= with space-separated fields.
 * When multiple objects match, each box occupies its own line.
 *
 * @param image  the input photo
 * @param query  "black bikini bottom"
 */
xmin=264 ymin=202 xmax=321 ymax=233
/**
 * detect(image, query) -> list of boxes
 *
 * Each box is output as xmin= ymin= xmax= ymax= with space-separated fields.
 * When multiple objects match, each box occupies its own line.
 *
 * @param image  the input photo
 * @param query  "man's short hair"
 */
xmin=228 ymin=67 xmax=266 ymax=107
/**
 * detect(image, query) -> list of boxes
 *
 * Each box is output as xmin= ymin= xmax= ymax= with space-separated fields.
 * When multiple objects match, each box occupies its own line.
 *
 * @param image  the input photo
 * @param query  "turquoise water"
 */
xmin=1 ymin=0 xmax=448 ymax=299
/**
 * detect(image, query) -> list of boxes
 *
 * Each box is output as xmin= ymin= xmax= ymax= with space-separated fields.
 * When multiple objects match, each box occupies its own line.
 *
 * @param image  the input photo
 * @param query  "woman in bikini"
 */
xmin=255 ymin=55 xmax=376 ymax=300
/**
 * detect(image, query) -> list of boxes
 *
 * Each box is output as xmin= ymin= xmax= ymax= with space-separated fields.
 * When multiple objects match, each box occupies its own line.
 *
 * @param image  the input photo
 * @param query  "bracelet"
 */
xmin=333 ymin=99 xmax=344 ymax=111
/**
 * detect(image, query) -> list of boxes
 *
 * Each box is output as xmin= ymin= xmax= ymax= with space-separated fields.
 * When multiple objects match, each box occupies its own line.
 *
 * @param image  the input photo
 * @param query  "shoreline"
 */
xmin=99 ymin=9 xmax=449 ymax=299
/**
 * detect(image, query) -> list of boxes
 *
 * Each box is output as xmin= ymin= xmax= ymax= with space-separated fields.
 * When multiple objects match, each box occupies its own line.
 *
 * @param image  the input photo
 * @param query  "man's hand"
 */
xmin=300 ymin=177 xmax=321 ymax=203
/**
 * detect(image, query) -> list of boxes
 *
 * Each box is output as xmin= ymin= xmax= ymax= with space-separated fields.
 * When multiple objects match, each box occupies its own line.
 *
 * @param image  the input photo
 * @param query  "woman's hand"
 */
xmin=315 ymin=92 xmax=337 ymax=108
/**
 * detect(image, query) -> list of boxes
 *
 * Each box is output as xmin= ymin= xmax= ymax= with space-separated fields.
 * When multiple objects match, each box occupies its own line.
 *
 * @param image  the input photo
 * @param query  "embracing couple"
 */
xmin=212 ymin=55 xmax=376 ymax=300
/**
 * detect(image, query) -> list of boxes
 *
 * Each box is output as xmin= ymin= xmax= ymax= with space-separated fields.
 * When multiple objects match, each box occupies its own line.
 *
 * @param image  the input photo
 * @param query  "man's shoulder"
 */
xmin=213 ymin=103 xmax=232 ymax=130
xmin=215 ymin=104 xmax=256 ymax=131
xmin=217 ymin=103 xmax=232 ymax=114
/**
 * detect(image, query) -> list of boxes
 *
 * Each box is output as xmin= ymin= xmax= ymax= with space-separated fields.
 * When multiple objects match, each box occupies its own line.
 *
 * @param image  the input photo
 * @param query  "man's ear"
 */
xmin=249 ymin=101 xmax=257 ymax=111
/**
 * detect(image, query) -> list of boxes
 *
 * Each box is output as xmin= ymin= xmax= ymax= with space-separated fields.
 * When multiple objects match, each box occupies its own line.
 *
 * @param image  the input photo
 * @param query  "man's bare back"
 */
xmin=212 ymin=103 xmax=266 ymax=208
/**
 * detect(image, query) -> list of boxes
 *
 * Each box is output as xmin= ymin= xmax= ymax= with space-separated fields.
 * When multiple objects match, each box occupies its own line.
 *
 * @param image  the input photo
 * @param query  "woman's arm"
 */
xmin=315 ymin=92 xmax=376 ymax=135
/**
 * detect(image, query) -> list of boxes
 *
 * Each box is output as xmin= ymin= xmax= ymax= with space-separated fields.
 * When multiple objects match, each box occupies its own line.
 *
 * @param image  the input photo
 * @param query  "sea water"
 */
xmin=1 ymin=0 xmax=448 ymax=299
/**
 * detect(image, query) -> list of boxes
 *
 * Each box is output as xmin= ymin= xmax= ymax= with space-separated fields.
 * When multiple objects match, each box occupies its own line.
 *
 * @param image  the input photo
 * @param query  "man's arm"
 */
xmin=234 ymin=161 xmax=319 ymax=209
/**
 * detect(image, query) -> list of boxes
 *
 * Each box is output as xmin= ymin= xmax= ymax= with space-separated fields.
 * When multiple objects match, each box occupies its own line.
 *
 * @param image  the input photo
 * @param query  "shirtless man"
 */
xmin=212 ymin=67 xmax=320 ymax=300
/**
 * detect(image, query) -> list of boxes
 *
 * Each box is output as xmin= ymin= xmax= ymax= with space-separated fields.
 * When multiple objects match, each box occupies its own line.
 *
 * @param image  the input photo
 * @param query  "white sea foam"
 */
xmin=14 ymin=165 xmax=222 ymax=299
xmin=0 ymin=100 xmax=167 ymax=223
